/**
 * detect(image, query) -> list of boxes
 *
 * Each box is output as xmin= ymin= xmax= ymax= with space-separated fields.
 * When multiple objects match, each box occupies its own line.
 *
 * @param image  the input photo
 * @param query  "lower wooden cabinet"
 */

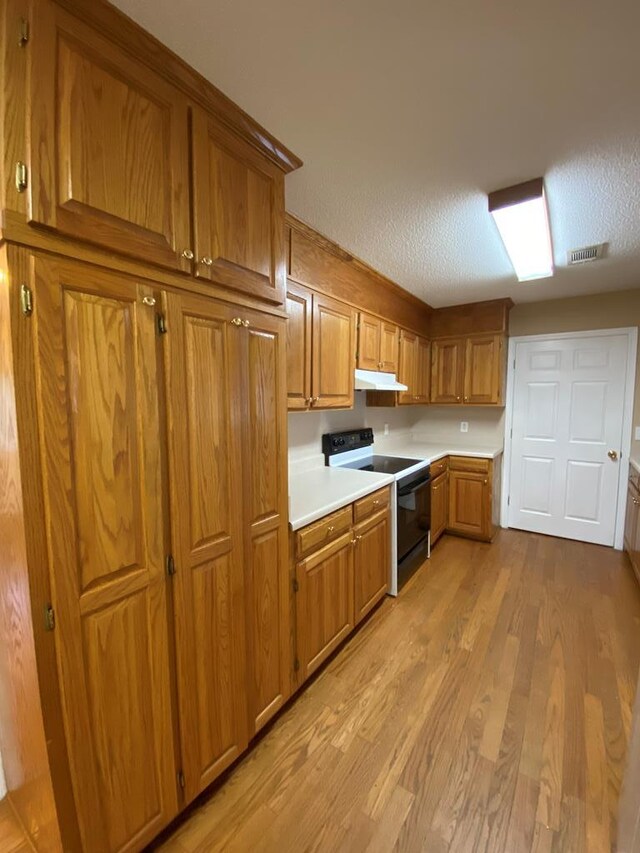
xmin=354 ymin=508 xmax=391 ymax=623
xmin=624 ymin=474 xmax=640 ymax=585
xmin=447 ymin=457 xmax=494 ymax=541
xmin=0 ymin=248 xmax=291 ymax=851
xmin=430 ymin=471 xmax=448 ymax=545
xmin=292 ymin=489 xmax=391 ymax=687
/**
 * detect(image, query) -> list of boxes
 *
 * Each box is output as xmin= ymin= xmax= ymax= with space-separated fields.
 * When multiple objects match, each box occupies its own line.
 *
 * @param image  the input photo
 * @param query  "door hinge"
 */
xmin=166 ymin=554 xmax=176 ymax=576
xmin=177 ymin=770 xmax=185 ymax=790
xmin=44 ymin=605 xmax=55 ymax=632
xmin=507 ymin=495 xmax=510 ymax=506
xmin=18 ymin=17 xmax=29 ymax=46
xmin=157 ymin=313 xmax=167 ymax=335
xmin=294 ymin=658 xmax=300 ymax=672
xmin=15 ymin=161 xmax=28 ymax=193
xmin=292 ymin=578 xmax=299 ymax=593
xmin=20 ymin=284 xmax=33 ymax=316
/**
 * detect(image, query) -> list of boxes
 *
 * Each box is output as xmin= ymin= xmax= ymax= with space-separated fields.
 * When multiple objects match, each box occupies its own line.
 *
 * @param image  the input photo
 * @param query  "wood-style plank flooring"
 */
xmin=156 ymin=530 xmax=640 ymax=852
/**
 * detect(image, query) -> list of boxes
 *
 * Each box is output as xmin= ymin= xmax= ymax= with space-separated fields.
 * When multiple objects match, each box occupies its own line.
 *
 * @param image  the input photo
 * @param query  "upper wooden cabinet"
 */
xmin=397 ymin=330 xmax=418 ymax=405
xmin=367 ymin=330 xmax=429 ymax=407
xmin=21 ymin=1 xmax=299 ymax=303
xmin=192 ymin=110 xmax=286 ymax=304
xmin=29 ymin=4 xmax=192 ymax=273
xmin=431 ymin=338 xmax=465 ymax=404
xmin=431 ymin=334 xmax=506 ymax=405
xmin=464 ymin=334 xmax=504 ymax=404
xmin=357 ymin=312 xmax=399 ymax=373
xmin=286 ymin=283 xmax=356 ymax=411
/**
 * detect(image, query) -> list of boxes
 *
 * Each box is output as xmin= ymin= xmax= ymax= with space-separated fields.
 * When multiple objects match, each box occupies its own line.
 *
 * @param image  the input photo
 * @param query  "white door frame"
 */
xmin=501 ymin=327 xmax=638 ymax=550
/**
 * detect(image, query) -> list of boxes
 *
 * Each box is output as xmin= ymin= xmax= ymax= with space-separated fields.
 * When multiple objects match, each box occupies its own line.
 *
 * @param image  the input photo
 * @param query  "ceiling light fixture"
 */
xmin=488 ymin=177 xmax=554 ymax=282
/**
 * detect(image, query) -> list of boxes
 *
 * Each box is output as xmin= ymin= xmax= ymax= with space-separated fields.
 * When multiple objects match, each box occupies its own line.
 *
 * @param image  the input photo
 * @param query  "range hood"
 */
xmin=354 ymin=368 xmax=408 ymax=392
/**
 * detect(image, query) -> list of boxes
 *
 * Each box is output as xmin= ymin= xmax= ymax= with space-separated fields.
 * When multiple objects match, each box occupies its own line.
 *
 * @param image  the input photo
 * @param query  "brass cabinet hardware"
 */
xmin=372 ymin=500 xmax=379 ymax=507
xmin=608 ymin=450 xmax=619 ymax=461
xmin=327 ymin=526 xmax=334 ymax=534
xmin=456 ymin=395 xmax=461 ymax=401
xmin=351 ymin=538 xmax=357 ymax=546
xmin=20 ymin=283 xmax=33 ymax=316
xmin=199 ymin=256 xmax=213 ymax=266
xmin=18 ymin=18 xmax=29 ymax=46
xmin=44 ymin=605 xmax=55 ymax=632
xmin=230 ymin=317 xmax=243 ymax=326
xmin=356 ymin=535 xmax=362 ymax=541
xmin=181 ymin=249 xmax=194 ymax=260
xmin=142 ymin=295 xmax=156 ymax=306
xmin=242 ymin=319 xmax=250 ymax=328
xmin=15 ymin=161 xmax=28 ymax=192
xmin=484 ymin=479 xmax=488 ymax=485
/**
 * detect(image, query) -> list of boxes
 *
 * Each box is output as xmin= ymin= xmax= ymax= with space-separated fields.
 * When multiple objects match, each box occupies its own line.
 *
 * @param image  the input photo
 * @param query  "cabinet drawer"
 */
xmin=430 ymin=457 xmax=448 ymax=478
xmin=448 ymin=455 xmax=490 ymax=474
xmin=354 ymin=487 xmax=391 ymax=523
xmin=295 ymin=505 xmax=353 ymax=558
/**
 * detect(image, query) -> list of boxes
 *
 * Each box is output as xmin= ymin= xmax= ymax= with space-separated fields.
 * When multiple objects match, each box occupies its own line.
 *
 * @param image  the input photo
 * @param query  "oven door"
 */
xmin=397 ymin=469 xmax=431 ymax=561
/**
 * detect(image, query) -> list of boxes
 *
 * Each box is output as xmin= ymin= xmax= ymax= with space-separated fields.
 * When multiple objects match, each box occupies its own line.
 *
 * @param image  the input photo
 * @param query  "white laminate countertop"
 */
xmin=288 ymin=441 xmax=503 ymax=531
xmin=288 ymin=467 xmax=395 ymax=531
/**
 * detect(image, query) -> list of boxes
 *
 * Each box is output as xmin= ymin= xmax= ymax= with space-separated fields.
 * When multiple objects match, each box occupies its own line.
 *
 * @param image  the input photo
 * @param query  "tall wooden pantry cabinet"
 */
xmin=0 ymin=0 xmax=301 ymax=850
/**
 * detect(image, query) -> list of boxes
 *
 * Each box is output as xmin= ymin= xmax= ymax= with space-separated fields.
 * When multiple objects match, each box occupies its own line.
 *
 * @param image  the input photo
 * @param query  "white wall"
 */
xmin=288 ymin=395 xmax=506 ymax=469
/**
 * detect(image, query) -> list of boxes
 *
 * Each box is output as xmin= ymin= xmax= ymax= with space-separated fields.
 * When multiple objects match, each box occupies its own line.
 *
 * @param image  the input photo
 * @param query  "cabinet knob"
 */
xmin=199 ymin=256 xmax=213 ymax=266
xmin=311 ymin=396 xmax=320 ymax=405
xmin=242 ymin=319 xmax=250 ymax=328
xmin=142 ymin=295 xmax=156 ymax=307
xmin=351 ymin=538 xmax=357 ymax=546
xmin=456 ymin=395 xmax=461 ymax=401
xmin=181 ymin=248 xmax=194 ymax=260
xmin=327 ymin=525 xmax=335 ymax=534
xmin=378 ymin=362 xmax=383 ymax=370
xmin=230 ymin=317 xmax=243 ymax=326
xmin=372 ymin=500 xmax=379 ymax=507
xmin=484 ymin=479 xmax=488 ymax=485
xmin=464 ymin=396 xmax=469 ymax=402
xmin=356 ymin=535 xmax=363 ymax=542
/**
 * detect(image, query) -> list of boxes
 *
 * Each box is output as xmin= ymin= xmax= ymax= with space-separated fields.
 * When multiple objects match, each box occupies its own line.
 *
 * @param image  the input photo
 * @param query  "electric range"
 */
xmin=323 ymin=429 xmax=431 ymax=594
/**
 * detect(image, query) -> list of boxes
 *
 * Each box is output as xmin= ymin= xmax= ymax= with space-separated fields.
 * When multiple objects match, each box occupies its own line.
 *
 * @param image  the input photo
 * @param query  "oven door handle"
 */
xmin=397 ymin=475 xmax=431 ymax=497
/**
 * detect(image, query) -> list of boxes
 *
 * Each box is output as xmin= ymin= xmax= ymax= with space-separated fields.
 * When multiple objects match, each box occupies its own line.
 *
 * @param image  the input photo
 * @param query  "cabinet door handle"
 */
xmin=456 ymin=395 xmax=461 ymax=401
xmin=372 ymin=500 xmax=379 ymax=507
xmin=484 ymin=479 xmax=488 ymax=485
xmin=181 ymin=248 xmax=194 ymax=260
xmin=327 ymin=525 xmax=335 ymax=534
xmin=351 ymin=538 xmax=357 ymax=546
xmin=230 ymin=317 xmax=243 ymax=326
xmin=242 ymin=319 xmax=250 ymax=328
xmin=311 ymin=396 xmax=320 ymax=405
xmin=199 ymin=256 xmax=213 ymax=266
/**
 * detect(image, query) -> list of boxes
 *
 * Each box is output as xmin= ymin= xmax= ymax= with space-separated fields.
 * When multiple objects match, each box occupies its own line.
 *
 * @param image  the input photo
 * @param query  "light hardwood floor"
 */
xmin=152 ymin=529 xmax=640 ymax=853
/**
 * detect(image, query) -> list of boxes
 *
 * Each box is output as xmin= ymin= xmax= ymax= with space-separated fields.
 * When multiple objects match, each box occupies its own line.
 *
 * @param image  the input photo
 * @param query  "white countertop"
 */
xmin=288 ymin=440 xmax=503 ymax=531
xmin=288 ymin=467 xmax=395 ymax=531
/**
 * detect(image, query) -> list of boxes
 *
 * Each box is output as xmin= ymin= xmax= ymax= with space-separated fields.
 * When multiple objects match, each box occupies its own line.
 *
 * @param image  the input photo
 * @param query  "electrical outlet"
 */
xmin=383 ymin=423 xmax=390 ymax=436
xmin=460 ymin=421 xmax=469 ymax=433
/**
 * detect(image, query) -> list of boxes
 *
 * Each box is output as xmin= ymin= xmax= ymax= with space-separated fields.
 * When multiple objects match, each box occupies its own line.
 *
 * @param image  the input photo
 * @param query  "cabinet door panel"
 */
xmin=29 ymin=5 xmax=191 ymax=272
xmin=448 ymin=470 xmax=490 ymax=539
xmin=431 ymin=338 xmax=465 ymax=404
xmin=354 ymin=510 xmax=390 ymax=623
xmin=431 ymin=473 xmax=448 ymax=545
xmin=311 ymin=293 xmax=356 ymax=409
xmin=380 ymin=322 xmax=400 ymax=373
xmin=398 ymin=330 xmax=418 ymax=405
xmin=33 ymin=257 xmax=177 ymax=852
xmin=296 ymin=534 xmax=355 ymax=680
xmin=164 ymin=293 xmax=248 ymax=803
xmin=192 ymin=110 xmax=285 ymax=304
xmin=286 ymin=282 xmax=312 ymax=410
xmin=464 ymin=334 xmax=503 ymax=404
xmin=243 ymin=312 xmax=290 ymax=734
xmin=415 ymin=337 xmax=431 ymax=403
xmin=358 ymin=312 xmax=381 ymax=371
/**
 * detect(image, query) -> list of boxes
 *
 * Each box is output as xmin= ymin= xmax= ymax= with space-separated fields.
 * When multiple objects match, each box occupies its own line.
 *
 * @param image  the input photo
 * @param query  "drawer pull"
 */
xmin=327 ymin=525 xmax=335 ymax=534
xmin=372 ymin=499 xmax=379 ymax=507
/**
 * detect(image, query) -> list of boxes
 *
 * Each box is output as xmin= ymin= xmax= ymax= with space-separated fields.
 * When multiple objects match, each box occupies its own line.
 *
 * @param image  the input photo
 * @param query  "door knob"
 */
xmin=608 ymin=450 xmax=619 ymax=461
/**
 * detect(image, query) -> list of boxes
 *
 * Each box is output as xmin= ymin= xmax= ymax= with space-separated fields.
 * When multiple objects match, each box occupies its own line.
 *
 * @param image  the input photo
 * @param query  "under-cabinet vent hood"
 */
xmin=354 ymin=369 xmax=408 ymax=392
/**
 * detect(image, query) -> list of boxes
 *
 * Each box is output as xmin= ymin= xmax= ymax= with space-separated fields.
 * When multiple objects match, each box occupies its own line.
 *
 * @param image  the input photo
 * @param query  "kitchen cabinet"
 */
xmin=431 ymin=334 xmax=506 ymax=405
xmin=294 ymin=532 xmax=355 ymax=681
xmin=286 ymin=283 xmax=357 ymax=411
xmin=29 ymin=3 xmax=192 ymax=273
xmin=292 ymin=487 xmax=391 ymax=685
xmin=367 ymin=330 xmax=430 ymax=407
xmin=28 ymin=256 xmax=179 ymax=851
xmin=624 ymin=475 xmax=640 ymax=585
xmin=191 ymin=110 xmax=286 ymax=304
xmin=447 ymin=457 xmax=494 ymax=541
xmin=357 ymin=312 xmax=399 ymax=373
xmin=25 ymin=1 xmax=296 ymax=302
xmin=354 ymin=509 xmax=391 ymax=624
xmin=431 ymin=471 xmax=449 ymax=546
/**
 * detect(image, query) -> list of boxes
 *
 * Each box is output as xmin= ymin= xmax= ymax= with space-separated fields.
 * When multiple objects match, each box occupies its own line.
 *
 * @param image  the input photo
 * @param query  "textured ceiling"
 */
xmin=112 ymin=0 xmax=640 ymax=307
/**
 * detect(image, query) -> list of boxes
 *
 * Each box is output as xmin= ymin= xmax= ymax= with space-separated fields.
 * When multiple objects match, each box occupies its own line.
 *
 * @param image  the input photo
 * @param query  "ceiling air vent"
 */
xmin=567 ymin=243 xmax=607 ymax=265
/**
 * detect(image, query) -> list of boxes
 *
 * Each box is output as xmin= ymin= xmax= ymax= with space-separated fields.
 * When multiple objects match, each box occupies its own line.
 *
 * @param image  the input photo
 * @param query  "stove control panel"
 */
xmin=322 ymin=428 xmax=374 ymax=459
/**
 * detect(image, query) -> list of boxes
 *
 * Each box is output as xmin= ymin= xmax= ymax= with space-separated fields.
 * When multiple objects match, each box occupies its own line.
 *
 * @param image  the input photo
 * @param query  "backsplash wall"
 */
xmin=288 ymin=396 xmax=506 ymax=469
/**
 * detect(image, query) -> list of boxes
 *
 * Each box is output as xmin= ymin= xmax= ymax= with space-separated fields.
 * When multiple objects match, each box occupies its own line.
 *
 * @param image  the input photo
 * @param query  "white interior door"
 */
xmin=508 ymin=333 xmax=629 ymax=546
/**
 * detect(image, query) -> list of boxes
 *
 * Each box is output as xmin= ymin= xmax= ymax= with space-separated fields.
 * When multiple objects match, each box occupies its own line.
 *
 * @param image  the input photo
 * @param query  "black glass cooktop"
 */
xmin=339 ymin=455 xmax=423 ymax=475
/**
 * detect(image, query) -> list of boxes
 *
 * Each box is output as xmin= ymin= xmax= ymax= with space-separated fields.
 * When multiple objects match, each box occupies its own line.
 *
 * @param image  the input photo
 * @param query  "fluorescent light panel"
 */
xmin=489 ymin=178 xmax=554 ymax=282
